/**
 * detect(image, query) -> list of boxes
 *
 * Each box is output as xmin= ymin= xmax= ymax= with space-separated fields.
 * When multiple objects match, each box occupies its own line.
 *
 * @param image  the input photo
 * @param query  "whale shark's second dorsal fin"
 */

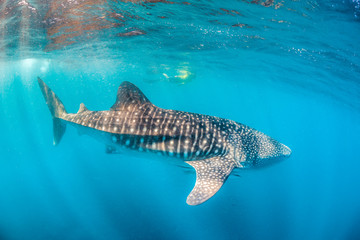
xmin=77 ymin=103 xmax=88 ymax=113
xmin=186 ymin=155 xmax=235 ymax=205
xmin=111 ymin=81 xmax=152 ymax=111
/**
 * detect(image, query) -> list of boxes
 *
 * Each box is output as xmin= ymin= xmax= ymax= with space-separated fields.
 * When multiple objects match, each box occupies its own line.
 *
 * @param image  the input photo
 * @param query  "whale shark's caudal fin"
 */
xmin=37 ymin=77 xmax=67 ymax=146
xmin=186 ymin=155 xmax=236 ymax=205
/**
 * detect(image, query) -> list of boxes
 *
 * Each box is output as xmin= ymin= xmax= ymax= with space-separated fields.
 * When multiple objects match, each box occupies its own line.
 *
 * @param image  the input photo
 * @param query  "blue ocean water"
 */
xmin=1 ymin=0 xmax=360 ymax=239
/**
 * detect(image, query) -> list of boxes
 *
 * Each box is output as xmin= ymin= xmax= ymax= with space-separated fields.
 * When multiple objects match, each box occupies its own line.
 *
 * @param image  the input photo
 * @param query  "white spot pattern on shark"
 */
xmin=38 ymin=77 xmax=291 ymax=206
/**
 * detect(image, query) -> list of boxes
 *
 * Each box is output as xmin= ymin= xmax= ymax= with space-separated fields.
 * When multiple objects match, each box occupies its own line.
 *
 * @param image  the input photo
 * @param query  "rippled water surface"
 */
xmin=1 ymin=0 xmax=360 ymax=239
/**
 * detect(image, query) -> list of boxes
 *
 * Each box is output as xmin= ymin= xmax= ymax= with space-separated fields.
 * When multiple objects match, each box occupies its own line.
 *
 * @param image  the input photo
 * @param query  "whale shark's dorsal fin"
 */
xmin=111 ymin=81 xmax=152 ymax=111
xmin=186 ymin=156 xmax=235 ymax=205
xmin=77 ymin=103 xmax=88 ymax=113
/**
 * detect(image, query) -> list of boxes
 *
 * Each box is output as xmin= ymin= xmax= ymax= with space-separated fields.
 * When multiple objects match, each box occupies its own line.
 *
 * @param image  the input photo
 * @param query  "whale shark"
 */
xmin=38 ymin=77 xmax=291 ymax=205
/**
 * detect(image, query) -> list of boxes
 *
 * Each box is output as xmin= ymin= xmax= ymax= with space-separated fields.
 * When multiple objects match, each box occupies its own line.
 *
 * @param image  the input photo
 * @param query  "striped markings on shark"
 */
xmin=38 ymin=77 xmax=291 ymax=205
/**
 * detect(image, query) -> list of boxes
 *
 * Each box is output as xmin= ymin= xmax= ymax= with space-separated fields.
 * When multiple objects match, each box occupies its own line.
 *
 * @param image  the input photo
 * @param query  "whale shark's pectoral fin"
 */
xmin=186 ymin=156 xmax=235 ymax=205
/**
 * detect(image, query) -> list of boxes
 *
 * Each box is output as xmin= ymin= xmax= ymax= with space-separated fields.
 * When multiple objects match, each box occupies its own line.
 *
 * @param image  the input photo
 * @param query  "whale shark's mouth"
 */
xmin=282 ymin=144 xmax=292 ymax=157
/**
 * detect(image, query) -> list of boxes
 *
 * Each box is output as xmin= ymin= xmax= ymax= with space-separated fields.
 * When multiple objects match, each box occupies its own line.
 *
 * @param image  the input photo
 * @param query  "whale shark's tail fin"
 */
xmin=37 ymin=77 xmax=67 ymax=146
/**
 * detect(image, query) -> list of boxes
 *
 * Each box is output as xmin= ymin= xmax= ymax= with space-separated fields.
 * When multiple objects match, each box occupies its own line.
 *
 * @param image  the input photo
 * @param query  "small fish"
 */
xmin=38 ymin=77 xmax=291 ymax=205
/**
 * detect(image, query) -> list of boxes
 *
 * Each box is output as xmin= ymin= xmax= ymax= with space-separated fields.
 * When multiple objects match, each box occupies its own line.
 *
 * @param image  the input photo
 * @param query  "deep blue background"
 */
xmin=1 ymin=0 xmax=360 ymax=239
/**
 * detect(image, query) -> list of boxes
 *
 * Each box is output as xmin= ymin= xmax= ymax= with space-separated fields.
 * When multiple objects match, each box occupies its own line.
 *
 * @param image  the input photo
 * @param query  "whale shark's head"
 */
xmin=232 ymin=125 xmax=291 ymax=168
